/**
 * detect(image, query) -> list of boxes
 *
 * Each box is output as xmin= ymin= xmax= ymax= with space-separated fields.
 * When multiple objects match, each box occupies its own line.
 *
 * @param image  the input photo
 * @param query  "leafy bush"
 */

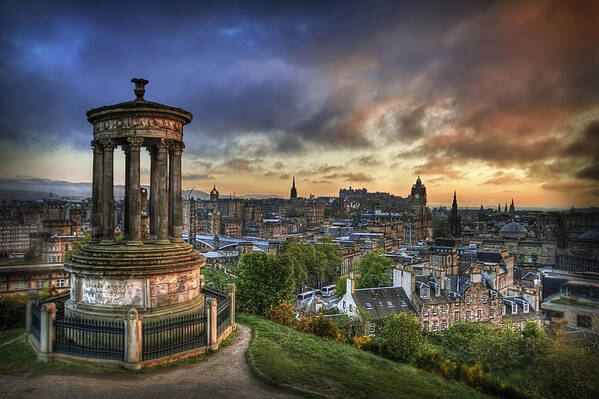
xmin=266 ymin=300 xmax=296 ymax=327
xmin=0 ymin=294 xmax=27 ymax=330
xmin=296 ymin=314 xmax=346 ymax=343
xmin=379 ymin=313 xmax=425 ymax=363
xmin=352 ymin=335 xmax=371 ymax=349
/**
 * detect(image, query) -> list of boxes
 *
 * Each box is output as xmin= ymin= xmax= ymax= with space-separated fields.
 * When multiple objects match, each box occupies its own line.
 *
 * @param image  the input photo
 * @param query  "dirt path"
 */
xmin=0 ymin=325 xmax=300 ymax=399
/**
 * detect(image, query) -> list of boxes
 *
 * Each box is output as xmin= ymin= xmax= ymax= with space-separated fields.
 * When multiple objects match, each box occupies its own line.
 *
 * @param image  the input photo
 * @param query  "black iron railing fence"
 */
xmin=30 ymin=303 xmax=41 ymax=344
xmin=142 ymin=313 xmax=207 ymax=361
xmin=54 ymin=317 xmax=125 ymax=361
xmin=217 ymin=297 xmax=231 ymax=337
xmin=204 ymin=286 xmax=227 ymax=300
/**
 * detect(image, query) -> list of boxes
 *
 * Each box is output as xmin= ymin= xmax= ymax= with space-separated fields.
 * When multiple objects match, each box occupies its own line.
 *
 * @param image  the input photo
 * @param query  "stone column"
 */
xmin=126 ymin=137 xmax=144 ymax=245
xmin=227 ymin=283 xmax=236 ymax=329
xmin=148 ymin=145 xmax=159 ymax=240
xmin=206 ymin=297 xmax=218 ymax=350
xmin=91 ymin=140 xmax=104 ymax=242
xmin=124 ymin=308 xmax=142 ymax=369
xmin=124 ymin=144 xmax=130 ymax=238
xmin=39 ymin=302 xmax=56 ymax=361
xmin=157 ymin=139 xmax=170 ymax=244
xmin=100 ymin=139 xmax=116 ymax=243
xmin=169 ymin=141 xmax=184 ymax=241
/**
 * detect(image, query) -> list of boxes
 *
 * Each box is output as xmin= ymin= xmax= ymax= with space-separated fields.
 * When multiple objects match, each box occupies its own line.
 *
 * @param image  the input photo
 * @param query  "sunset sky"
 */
xmin=1 ymin=1 xmax=598 ymax=208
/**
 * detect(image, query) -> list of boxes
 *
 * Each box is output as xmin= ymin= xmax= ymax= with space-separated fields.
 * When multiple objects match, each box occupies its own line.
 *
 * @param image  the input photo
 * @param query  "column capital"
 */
xmin=126 ymin=137 xmax=144 ymax=151
xmin=169 ymin=141 xmax=184 ymax=155
xmin=99 ymin=139 xmax=117 ymax=152
xmin=157 ymin=138 xmax=170 ymax=153
xmin=91 ymin=140 xmax=104 ymax=153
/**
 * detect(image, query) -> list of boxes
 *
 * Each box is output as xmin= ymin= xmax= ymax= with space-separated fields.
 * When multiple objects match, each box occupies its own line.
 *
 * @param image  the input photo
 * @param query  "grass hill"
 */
xmin=239 ymin=314 xmax=490 ymax=399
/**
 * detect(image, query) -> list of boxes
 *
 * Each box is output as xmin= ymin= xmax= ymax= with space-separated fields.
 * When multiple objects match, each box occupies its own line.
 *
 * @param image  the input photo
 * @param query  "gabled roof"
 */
xmin=477 ymin=251 xmax=502 ymax=264
xmin=352 ymin=287 xmax=416 ymax=319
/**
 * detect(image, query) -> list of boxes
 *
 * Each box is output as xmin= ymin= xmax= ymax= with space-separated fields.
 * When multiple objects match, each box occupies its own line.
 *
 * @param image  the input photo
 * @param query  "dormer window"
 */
xmin=435 ymin=285 xmax=441 ymax=297
xmin=524 ymin=303 xmax=529 ymax=313
xmin=365 ymin=302 xmax=372 ymax=309
xmin=421 ymin=286 xmax=430 ymax=298
xmin=512 ymin=303 xmax=517 ymax=314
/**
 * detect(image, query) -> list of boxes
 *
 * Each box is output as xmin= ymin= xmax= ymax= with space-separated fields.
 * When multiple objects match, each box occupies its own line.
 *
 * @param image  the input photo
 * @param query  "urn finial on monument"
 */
xmin=131 ymin=77 xmax=149 ymax=101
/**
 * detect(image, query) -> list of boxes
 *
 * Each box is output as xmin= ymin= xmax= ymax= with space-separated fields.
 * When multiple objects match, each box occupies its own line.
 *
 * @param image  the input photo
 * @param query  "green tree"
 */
xmin=23 ymin=248 xmax=39 ymax=263
xmin=236 ymin=251 xmax=295 ymax=315
xmin=355 ymin=250 xmax=392 ymax=288
xmin=65 ymin=229 xmax=92 ymax=260
xmin=432 ymin=218 xmax=451 ymax=238
xmin=335 ymin=275 xmax=347 ymax=298
xmin=379 ymin=312 xmax=426 ymax=363
xmin=280 ymin=237 xmax=342 ymax=288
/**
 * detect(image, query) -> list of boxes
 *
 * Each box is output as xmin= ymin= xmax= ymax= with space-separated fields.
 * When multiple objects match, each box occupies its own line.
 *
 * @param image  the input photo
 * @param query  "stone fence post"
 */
xmin=227 ymin=283 xmax=236 ymax=329
xmin=125 ymin=308 xmax=142 ymax=369
xmin=206 ymin=297 xmax=218 ymax=350
xmin=26 ymin=290 xmax=39 ymax=336
xmin=39 ymin=302 xmax=56 ymax=361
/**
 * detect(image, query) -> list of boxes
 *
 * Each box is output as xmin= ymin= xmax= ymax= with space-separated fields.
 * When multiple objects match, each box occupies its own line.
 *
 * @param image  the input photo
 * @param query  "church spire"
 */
xmin=290 ymin=175 xmax=297 ymax=199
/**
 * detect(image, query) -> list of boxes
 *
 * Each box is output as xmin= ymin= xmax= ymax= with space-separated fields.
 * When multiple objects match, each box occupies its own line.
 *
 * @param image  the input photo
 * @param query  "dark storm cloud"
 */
xmin=1 ymin=0 xmax=598 ymax=196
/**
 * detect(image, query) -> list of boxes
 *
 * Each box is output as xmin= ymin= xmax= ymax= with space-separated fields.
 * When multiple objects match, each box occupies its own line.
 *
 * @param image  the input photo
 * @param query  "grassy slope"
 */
xmin=239 ymin=314 xmax=489 ymax=399
xmin=0 ymin=328 xmax=239 ymax=374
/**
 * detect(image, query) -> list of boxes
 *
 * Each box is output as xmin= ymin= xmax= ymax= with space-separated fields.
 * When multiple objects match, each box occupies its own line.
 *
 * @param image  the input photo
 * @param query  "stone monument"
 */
xmin=64 ymin=78 xmax=206 ymax=321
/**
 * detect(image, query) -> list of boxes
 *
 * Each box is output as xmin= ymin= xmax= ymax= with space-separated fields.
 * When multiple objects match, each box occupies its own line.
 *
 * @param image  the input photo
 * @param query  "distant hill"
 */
xmin=0 ymin=178 xmax=282 ymax=201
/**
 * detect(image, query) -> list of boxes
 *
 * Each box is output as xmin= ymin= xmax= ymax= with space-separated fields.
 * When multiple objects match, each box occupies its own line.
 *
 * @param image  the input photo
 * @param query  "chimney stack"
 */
xmin=347 ymin=271 xmax=355 ymax=295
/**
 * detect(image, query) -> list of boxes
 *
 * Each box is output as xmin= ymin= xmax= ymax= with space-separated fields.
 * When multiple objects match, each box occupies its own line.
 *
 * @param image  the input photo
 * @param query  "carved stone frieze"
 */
xmin=94 ymin=117 xmax=183 ymax=134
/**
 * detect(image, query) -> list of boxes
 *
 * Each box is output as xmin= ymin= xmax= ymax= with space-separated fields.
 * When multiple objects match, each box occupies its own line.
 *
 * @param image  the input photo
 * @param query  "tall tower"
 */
xmin=290 ymin=176 xmax=297 ymax=199
xmin=409 ymin=176 xmax=427 ymax=218
xmin=449 ymin=191 xmax=461 ymax=237
xmin=509 ymin=198 xmax=515 ymax=215
xmin=210 ymin=184 xmax=219 ymax=201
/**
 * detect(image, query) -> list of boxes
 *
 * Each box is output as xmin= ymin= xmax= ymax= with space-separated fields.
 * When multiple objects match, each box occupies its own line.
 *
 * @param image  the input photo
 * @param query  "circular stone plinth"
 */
xmin=64 ymin=241 xmax=206 ymax=320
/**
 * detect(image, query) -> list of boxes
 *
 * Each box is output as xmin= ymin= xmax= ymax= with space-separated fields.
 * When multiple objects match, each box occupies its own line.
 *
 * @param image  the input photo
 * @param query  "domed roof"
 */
xmin=500 ymin=221 xmax=527 ymax=234
xmin=579 ymin=230 xmax=599 ymax=241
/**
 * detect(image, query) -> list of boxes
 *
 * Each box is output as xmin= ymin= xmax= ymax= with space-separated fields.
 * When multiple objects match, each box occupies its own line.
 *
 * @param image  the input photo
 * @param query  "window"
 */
xmin=455 ymin=300 xmax=460 ymax=307
xmin=369 ymin=323 xmax=376 ymax=335
xmin=423 ymin=321 xmax=429 ymax=331
xmin=421 ymin=286 xmax=430 ymax=298
xmin=455 ymin=311 xmax=460 ymax=321
xmin=442 ymin=320 xmax=447 ymax=330
xmin=512 ymin=303 xmax=517 ymax=314
xmin=435 ymin=285 xmax=441 ymax=296
xmin=36 ymin=280 xmax=47 ymax=289
xmin=349 ymin=304 xmax=353 ymax=312
xmin=343 ymin=301 xmax=346 ymax=310
xmin=432 ymin=306 xmax=438 ymax=316
xmin=466 ymin=311 xmax=471 ymax=321
xmin=0 ymin=283 xmax=7 ymax=292
xmin=56 ymin=279 xmax=67 ymax=288
xmin=477 ymin=309 xmax=481 ymax=320
xmin=490 ymin=309 xmax=495 ymax=319
xmin=482 ymin=294 xmax=488 ymax=304
xmin=432 ymin=321 xmax=438 ymax=332
xmin=424 ymin=307 xmax=429 ymax=316
xmin=577 ymin=314 xmax=592 ymax=329
xmin=502 ymin=305 xmax=506 ymax=315
xmin=14 ymin=281 xmax=28 ymax=290
xmin=466 ymin=295 xmax=471 ymax=304
xmin=387 ymin=300 xmax=394 ymax=308
xmin=523 ymin=303 xmax=529 ymax=313
xmin=365 ymin=302 xmax=372 ymax=309
xmin=446 ymin=278 xmax=451 ymax=291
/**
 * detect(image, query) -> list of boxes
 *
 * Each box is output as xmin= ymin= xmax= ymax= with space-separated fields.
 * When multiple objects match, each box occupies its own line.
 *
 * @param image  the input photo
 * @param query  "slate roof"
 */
xmin=477 ymin=251 xmax=502 ymax=264
xmin=352 ymin=286 xmax=417 ymax=319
